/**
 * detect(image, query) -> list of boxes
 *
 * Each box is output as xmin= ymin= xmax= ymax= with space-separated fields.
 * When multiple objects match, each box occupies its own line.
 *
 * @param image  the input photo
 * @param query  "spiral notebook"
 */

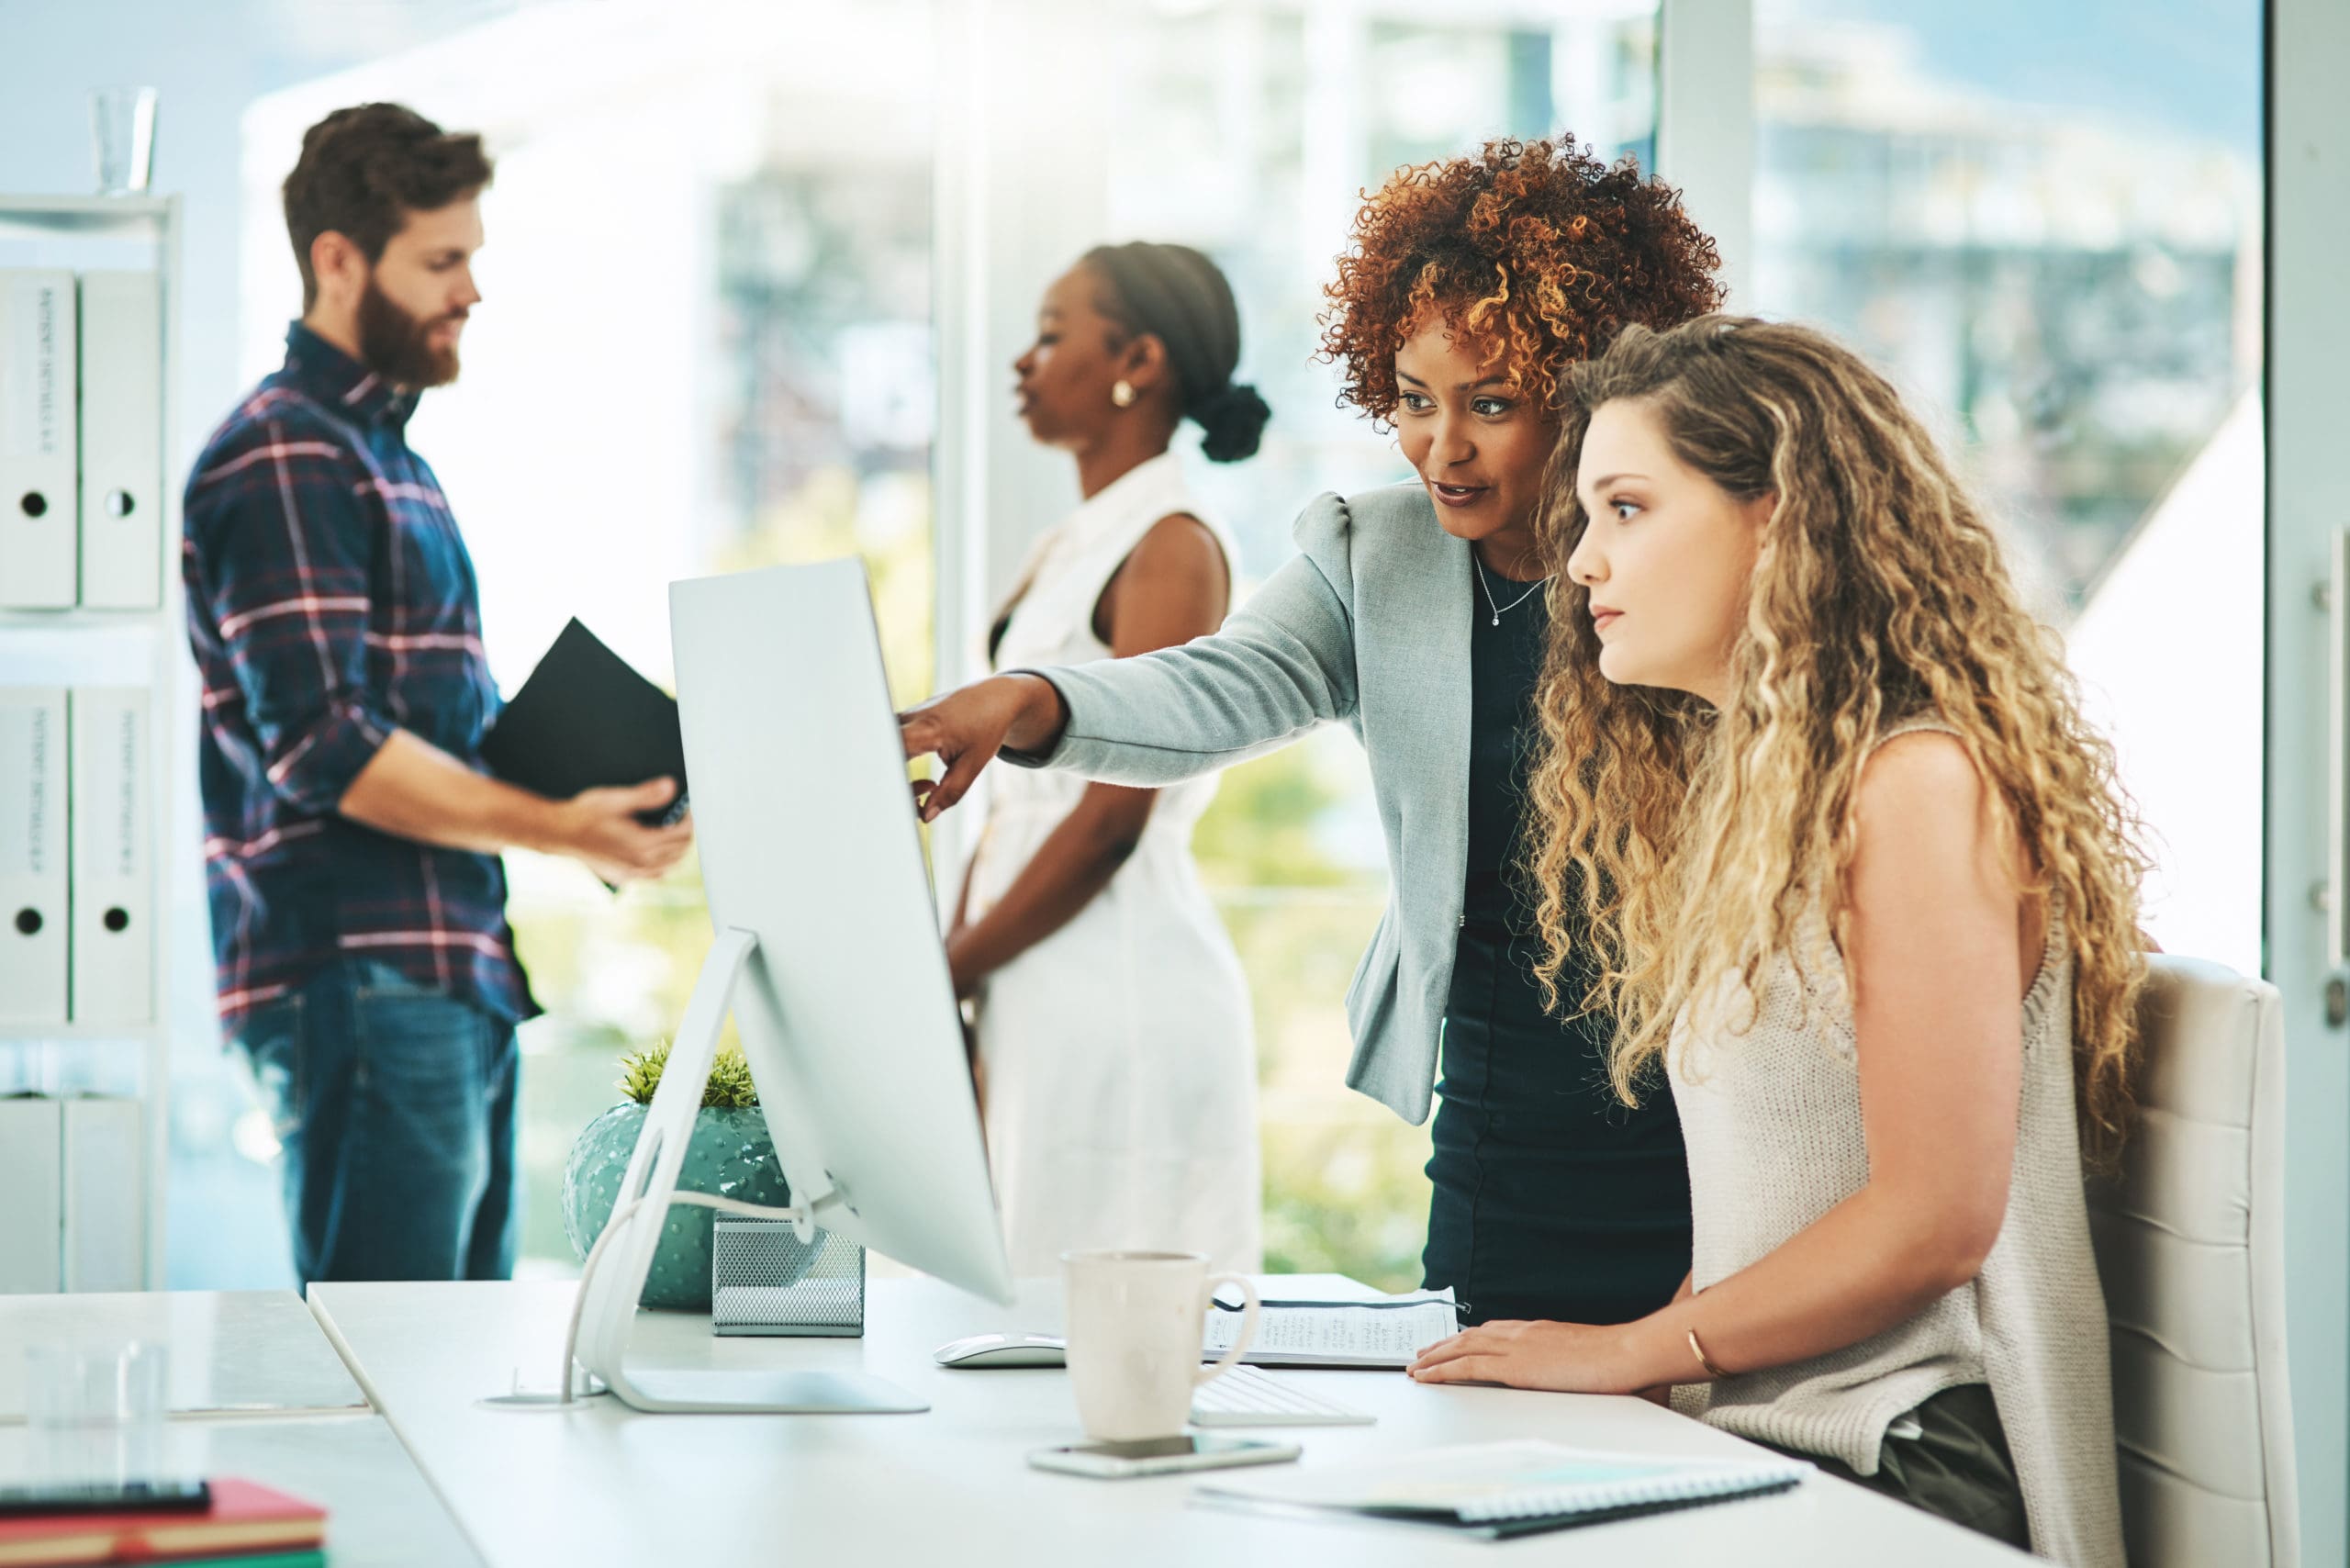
xmin=1192 ymin=1439 xmax=1808 ymax=1539
xmin=1203 ymin=1288 xmax=1460 ymax=1368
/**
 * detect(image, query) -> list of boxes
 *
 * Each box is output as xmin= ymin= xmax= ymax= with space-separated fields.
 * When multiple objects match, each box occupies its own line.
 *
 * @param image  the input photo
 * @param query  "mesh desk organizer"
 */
xmin=712 ymin=1217 xmax=865 ymax=1337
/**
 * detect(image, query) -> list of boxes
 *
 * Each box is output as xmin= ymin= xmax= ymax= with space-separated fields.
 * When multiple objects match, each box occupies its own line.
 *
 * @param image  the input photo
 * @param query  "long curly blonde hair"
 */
xmin=1524 ymin=317 xmax=2150 ymax=1165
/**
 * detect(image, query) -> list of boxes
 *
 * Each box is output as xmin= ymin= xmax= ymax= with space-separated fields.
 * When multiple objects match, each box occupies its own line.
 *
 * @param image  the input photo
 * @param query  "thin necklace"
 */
xmin=1473 ymin=554 xmax=1549 ymax=626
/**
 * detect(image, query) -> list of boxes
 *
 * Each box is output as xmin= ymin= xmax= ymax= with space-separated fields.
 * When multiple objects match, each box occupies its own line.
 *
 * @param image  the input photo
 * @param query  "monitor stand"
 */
xmin=568 ymin=927 xmax=927 ymax=1415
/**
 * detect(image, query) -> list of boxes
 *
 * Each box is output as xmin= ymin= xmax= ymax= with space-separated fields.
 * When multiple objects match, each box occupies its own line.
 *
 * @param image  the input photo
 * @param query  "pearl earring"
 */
xmin=1111 ymin=380 xmax=1136 ymax=409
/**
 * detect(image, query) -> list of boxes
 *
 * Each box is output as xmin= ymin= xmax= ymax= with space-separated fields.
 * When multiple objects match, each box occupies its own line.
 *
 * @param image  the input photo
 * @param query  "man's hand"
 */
xmin=338 ymin=732 xmax=693 ymax=879
xmin=547 ymin=777 xmax=693 ymax=883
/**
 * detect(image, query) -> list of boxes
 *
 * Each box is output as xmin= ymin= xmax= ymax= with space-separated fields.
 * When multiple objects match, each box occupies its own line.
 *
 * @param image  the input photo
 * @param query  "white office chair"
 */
xmin=2086 ymin=954 xmax=2298 ymax=1567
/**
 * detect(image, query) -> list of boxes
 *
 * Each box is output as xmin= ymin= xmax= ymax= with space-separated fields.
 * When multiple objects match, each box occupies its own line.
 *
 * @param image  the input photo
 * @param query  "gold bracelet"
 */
xmin=1686 ymin=1327 xmax=1732 ymax=1380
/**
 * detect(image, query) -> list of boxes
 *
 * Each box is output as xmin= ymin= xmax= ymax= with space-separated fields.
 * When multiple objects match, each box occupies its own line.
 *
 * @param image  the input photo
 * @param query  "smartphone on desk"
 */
xmin=1028 ymin=1434 xmax=1301 ymax=1480
xmin=0 ymin=1478 xmax=211 ymax=1516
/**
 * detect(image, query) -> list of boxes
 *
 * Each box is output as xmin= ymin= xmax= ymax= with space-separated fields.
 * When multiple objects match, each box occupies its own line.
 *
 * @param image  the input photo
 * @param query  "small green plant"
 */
xmin=616 ymin=1040 xmax=760 ymax=1110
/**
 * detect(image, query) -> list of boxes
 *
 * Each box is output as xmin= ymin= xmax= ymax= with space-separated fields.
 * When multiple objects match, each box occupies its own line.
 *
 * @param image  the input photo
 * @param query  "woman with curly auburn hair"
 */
xmin=903 ymin=137 xmax=1724 ymax=1327
xmin=1407 ymin=316 xmax=2142 ymax=1564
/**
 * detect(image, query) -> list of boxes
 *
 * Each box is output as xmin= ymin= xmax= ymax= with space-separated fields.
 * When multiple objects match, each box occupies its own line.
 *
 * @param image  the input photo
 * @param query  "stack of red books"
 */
xmin=0 ymin=1479 xmax=325 ymax=1565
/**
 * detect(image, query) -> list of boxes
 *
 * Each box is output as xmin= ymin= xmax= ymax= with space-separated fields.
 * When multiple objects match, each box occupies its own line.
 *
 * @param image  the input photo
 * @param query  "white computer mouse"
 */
xmin=932 ymin=1333 xmax=1068 ymax=1368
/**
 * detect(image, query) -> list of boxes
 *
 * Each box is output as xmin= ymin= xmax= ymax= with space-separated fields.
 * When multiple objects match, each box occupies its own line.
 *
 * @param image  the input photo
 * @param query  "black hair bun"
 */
xmin=1193 ymin=381 xmax=1270 ymax=463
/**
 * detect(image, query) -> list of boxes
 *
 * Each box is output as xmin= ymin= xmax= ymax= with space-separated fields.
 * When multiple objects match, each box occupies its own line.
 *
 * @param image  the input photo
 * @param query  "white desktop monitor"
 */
xmin=573 ymin=558 xmax=1013 ymax=1414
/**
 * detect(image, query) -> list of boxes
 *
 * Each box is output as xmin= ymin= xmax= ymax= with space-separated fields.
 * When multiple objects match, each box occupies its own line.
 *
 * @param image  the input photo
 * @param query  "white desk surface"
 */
xmin=310 ymin=1274 xmax=2035 ymax=1567
xmin=0 ymin=1291 xmax=367 ymax=1419
xmin=0 ymin=1415 xmax=482 ymax=1567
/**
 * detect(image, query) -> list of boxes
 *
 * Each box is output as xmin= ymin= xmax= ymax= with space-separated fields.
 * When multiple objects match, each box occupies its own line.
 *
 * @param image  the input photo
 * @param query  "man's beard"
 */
xmin=357 ymin=277 xmax=464 ymax=389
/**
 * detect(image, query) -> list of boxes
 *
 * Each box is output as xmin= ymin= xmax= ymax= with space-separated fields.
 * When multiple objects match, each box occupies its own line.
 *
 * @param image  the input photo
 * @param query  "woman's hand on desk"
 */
xmin=901 ymin=675 xmax=1069 ymax=823
xmin=1405 ymin=1318 xmax=1646 ymax=1395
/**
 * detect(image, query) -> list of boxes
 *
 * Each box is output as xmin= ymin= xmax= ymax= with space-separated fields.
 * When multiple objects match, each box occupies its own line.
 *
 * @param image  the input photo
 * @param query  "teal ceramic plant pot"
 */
xmin=560 ymin=1102 xmax=811 ymax=1310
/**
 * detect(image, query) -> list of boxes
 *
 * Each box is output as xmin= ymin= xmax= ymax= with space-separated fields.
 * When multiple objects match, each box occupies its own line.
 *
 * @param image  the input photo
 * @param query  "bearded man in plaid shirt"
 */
xmin=184 ymin=104 xmax=691 ymax=1287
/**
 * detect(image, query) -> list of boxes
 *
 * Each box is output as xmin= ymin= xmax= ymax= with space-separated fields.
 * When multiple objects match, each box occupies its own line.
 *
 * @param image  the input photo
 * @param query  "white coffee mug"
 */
xmin=1061 ymin=1249 xmax=1260 ymax=1442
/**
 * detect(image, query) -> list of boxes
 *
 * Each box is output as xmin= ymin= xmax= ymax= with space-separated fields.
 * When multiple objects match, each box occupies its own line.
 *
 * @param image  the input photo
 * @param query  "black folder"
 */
xmin=480 ymin=619 xmax=688 ymax=827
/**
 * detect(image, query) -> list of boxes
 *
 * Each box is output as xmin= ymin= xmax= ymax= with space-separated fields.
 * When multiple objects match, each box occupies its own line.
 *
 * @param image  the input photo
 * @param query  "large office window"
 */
xmin=223 ymin=4 xmax=938 ymax=1280
xmin=1751 ymin=0 xmax=2265 ymax=970
xmin=495 ymin=150 xmax=938 ymax=1271
xmin=211 ymin=0 xmax=1667 ymax=1289
xmin=439 ymin=32 xmax=940 ymax=1274
xmin=184 ymin=0 xmax=2268 ymax=1305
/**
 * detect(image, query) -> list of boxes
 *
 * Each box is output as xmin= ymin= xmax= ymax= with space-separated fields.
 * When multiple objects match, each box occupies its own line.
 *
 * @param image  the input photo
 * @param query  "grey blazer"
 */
xmin=1009 ymin=480 xmax=1479 ymax=1125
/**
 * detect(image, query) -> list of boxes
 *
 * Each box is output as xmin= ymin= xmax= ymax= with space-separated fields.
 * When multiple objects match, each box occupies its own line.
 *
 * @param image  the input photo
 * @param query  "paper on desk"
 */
xmin=1203 ymin=1291 xmax=1460 ymax=1368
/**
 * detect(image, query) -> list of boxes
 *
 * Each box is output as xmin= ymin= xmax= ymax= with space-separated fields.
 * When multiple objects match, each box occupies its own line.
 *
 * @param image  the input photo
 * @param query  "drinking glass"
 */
xmin=91 ymin=88 xmax=158 ymax=196
xmin=24 ymin=1342 xmax=168 ymax=1485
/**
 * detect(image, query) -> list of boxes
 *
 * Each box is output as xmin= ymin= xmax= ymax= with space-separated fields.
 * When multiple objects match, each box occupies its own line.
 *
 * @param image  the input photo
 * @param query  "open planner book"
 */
xmin=1192 ymin=1439 xmax=1810 ymax=1539
xmin=1203 ymin=1289 xmax=1460 ymax=1369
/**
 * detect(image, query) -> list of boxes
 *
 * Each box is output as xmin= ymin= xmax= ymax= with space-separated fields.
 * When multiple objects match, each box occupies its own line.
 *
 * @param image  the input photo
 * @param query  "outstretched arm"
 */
xmin=903 ymin=492 xmax=1362 ymax=819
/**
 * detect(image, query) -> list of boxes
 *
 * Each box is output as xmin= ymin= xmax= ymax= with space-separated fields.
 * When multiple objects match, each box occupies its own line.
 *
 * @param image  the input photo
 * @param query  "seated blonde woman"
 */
xmin=1407 ymin=317 xmax=2143 ymax=1567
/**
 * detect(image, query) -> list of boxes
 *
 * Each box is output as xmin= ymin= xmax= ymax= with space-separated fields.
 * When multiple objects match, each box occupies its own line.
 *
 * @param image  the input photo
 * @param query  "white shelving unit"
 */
xmin=0 ymin=194 xmax=182 ymax=1290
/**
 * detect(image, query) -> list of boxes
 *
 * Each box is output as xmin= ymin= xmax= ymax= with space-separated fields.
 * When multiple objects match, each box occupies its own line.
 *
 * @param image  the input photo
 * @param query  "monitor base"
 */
xmin=610 ymin=1367 xmax=926 ymax=1415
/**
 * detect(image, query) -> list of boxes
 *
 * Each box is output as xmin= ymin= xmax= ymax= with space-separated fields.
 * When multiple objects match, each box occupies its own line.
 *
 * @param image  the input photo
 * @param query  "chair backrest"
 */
xmin=2087 ymin=954 xmax=2298 ymax=1567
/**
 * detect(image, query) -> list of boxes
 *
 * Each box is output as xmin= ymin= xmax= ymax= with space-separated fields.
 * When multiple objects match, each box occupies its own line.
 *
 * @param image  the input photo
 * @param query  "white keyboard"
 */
xmin=1189 ymin=1364 xmax=1374 ymax=1428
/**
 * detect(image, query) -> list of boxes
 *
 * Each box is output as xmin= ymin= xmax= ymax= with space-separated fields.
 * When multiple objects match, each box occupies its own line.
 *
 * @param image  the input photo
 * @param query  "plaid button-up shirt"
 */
xmin=184 ymin=323 xmax=535 ymax=1031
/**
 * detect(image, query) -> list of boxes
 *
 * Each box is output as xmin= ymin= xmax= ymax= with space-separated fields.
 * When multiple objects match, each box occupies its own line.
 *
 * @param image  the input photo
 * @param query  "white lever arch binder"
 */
xmin=0 ymin=686 xmax=69 ymax=1025
xmin=0 ymin=1096 xmax=62 ymax=1293
xmin=77 ymin=270 xmax=162 ymax=610
xmin=69 ymin=686 xmax=151 ymax=1024
xmin=62 ymin=1095 xmax=146 ymax=1291
xmin=0 ymin=269 xmax=78 ymax=608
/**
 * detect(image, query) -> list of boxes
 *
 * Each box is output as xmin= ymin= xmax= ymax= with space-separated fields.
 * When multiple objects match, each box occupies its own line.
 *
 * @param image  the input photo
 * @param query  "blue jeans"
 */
xmin=233 ymin=961 xmax=519 ymax=1289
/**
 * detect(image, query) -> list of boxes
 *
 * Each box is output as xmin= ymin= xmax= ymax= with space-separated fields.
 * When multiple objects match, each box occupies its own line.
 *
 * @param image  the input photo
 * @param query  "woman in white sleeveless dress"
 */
xmin=949 ymin=243 xmax=1270 ymax=1275
xmin=1409 ymin=319 xmax=2143 ymax=1566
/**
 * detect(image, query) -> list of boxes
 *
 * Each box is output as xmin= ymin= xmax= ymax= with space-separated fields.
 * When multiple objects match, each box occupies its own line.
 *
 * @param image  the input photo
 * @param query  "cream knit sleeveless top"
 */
xmin=1667 ymin=717 xmax=2123 ymax=1568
